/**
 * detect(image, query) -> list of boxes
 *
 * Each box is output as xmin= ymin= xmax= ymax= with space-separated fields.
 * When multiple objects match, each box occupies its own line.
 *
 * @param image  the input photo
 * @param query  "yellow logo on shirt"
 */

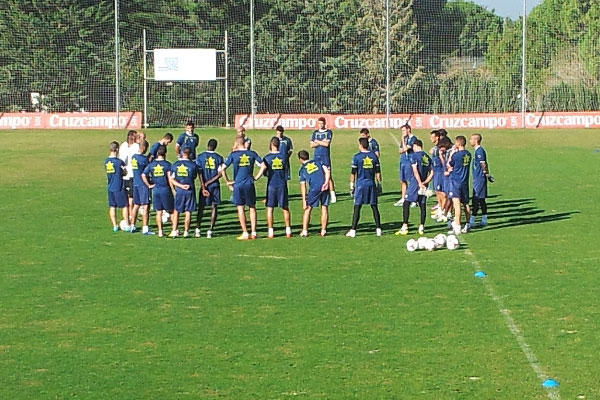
xmin=106 ymin=161 xmax=115 ymax=174
xmin=206 ymin=156 xmax=216 ymax=170
xmin=462 ymin=154 xmax=471 ymax=167
xmin=272 ymin=157 xmax=284 ymax=170
xmin=176 ymin=164 xmax=189 ymax=177
xmin=239 ymin=154 xmax=250 ymax=167
xmin=153 ymin=164 xmax=164 ymax=177
xmin=131 ymin=158 xmax=138 ymax=170
xmin=306 ymin=162 xmax=318 ymax=174
xmin=421 ymin=154 xmax=430 ymax=167
xmin=362 ymin=156 xmax=373 ymax=169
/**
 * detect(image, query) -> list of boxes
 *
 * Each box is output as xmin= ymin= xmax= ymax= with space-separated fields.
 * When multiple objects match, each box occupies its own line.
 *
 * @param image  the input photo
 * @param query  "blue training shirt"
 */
xmin=311 ymin=129 xmax=333 ymax=159
xmin=170 ymin=159 xmax=198 ymax=194
xmin=351 ymin=151 xmax=380 ymax=187
xmin=472 ymin=146 xmax=487 ymax=183
xmin=104 ymin=156 xmax=126 ymax=192
xmin=400 ymin=135 xmax=417 ymax=163
xmin=176 ymin=132 xmax=200 ymax=160
xmin=449 ymin=149 xmax=472 ymax=185
xmin=143 ymin=159 xmax=172 ymax=189
xmin=299 ymin=160 xmax=326 ymax=192
xmin=262 ymin=152 xmax=287 ymax=188
xmin=223 ymin=149 xmax=262 ymax=187
xmin=196 ymin=151 xmax=224 ymax=189
xmin=131 ymin=153 xmax=149 ymax=187
xmin=410 ymin=151 xmax=433 ymax=182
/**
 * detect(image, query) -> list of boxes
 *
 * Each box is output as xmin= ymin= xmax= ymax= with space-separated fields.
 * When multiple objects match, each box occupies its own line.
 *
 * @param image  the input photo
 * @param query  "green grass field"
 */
xmin=1 ymin=127 xmax=599 ymax=399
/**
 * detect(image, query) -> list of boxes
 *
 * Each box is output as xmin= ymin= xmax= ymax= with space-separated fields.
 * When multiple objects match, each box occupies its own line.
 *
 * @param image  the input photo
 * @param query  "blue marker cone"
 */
xmin=542 ymin=379 xmax=559 ymax=388
xmin=474 ymin=271 xmax=486 ymax=278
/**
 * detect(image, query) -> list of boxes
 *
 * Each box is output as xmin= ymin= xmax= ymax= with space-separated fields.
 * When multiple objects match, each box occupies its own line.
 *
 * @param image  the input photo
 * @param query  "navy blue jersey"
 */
xmin=299 ymin=160 xmax=326 ymax=192
xmin=431 ymin=146 xmax=444 ymax=172
xmin=368 ymin=137 xmax=380 ymax=154
xmin=410 ymin=151 xmax=432 ymax=182
xmin=196 ymin=151 xmax=224 ymax=188
xmin=449 ymin=149 xmax=471 ymax=185
xmin=472 ymin=146 xmax=487 ymax=182
xmin=351 ymin=151 xmax=380 ymax=187
xmin=104 ymin=156 xmax=126 ymax=192
xmin=176 ymin=132 xmax=200 ymax=160
xmin=311 ymin=129 xmax=333 ymax=159
xmin=131 ymin=153 xmax=149 ymax=187
xmin=262 ymin=152 xmax=287 ymax=188
xmin=171 ymin=159 xmax=198 ymax=194
xmin=143 ymin=159 xmax=172 ymax=189
xmin=224 ymin=149 xmax=262 ymax=187
xmin=279 ymin=135 xmax=293 ymax=156
xmin=400 ymin=135 xmax=417 ymax=163
xmin=148 ymin=141 xmax=163 ymax=160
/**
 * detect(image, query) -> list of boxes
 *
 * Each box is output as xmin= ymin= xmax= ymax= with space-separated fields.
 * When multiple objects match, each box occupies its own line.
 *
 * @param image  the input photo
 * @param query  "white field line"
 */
xmin=388 ymin=131 xmax=402 ymax=147
xmin=466 ymin=249 xmax=561 ymax=400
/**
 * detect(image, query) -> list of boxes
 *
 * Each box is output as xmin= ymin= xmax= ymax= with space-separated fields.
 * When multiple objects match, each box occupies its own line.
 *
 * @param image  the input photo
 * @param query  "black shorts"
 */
xmin=124 ymin=179 xmax=133 ymax=198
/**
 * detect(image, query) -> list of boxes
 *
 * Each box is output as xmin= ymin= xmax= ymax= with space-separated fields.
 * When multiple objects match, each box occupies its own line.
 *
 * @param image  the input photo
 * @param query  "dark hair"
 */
xmin=185 ymin=120 xmax=194 ymax=128
xmin=127 ymin=130 xmax=137 ymax=139
xmin=401 ymin=123 xmax=411 ymax=131
xmin=455 ymin=135 xmax=466 ymax=146
xmin=317 ymin=117 xmax=326 ymax=123
xmin=270 ymin=136 xmax=280 ymax=149
xmin=140 ymin=140 xmax=149 ymax=153
xmin=472 ymin=133 xmax=482 ymax=144
xmin=413 ymin=139 xmax=423 ymax=148
xmin=430 ymin=129 xmax=441 ymax=138
xmin=157 ymin=144 xmax=167 ymax=157
xmin=275 ymin=125 xmax=284 ymax=133
xmin=359 ymin=128 xmax=370 ymax=135
xmin=207 ymin=138 xmax=218 ymax=151
xmin=182 ymin=147 xmax=192 ymax=157
xmin=164 ymin=132 xmax=174 ymax=141
xmin=438 ymin=129 xmax=448 ymax=138
xmin=110 ymin=141 xmax=119 ymax=152
xmin=297 ymin=150 xmax=310 ymax=160
xmin=438 ymin=137 xmax=451 ymax=149
xmin=358 ymin=137 xmax=369 ymax=149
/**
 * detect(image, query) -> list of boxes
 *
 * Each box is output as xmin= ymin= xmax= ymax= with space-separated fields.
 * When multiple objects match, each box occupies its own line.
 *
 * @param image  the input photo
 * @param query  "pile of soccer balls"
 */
xmin=406 ymin=234 xmax=459 ymax=252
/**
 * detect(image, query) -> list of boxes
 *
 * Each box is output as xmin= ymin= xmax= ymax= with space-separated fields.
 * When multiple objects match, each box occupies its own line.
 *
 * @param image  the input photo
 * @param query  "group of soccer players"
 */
xmin=104 ymin=118 xmax=492 ymax=239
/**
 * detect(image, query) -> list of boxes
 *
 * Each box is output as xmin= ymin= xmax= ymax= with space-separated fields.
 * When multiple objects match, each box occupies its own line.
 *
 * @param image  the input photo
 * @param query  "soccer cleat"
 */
xmin=320 ymin=230 xmax=327 ymax=237
xmin=195 ymin=228 xmax=201 ymax=238
xmin=300 ymin=230 xmax=308 ymax=238
xmin=206 ymin=230 xmax=213 ymax=238
xmin=393 ymin=198 xmax=405 ymax=207
xmin=168 ymin=230 xmax=179 ymax=238
xmin=395 ymin=226 xmax=409 ymax=236
xmin=143 ymin=230 xmax=155 ymax=236
xmin=418 ymin=225 xmax=425 ymax=235
xmin=375 ymin=228 xmax=382 ymax=237
xmin=158 ymin=230 xmax=164 ymax=238
xmin=250 ymin=232 xmax=257 ymax=240
xmin=469 ymin=216 xmax=476 ymax=226
xmin=267 ymin=228 xmax=274 ymax=239
xmin=345 ymin=229 xmax=356 ymax=238
xmin=130 ymin=225 xmax=136 ymax=233
xmin=112 ymin=226 xmax=119 ymax=232
xmin=480 ymin=216 xmax=488 ymax=227
xmin=285 ymin=227 xmax=292 ymax=238
xmin=183 ymin=231 xmax=189 ymax=238
xmin=461 ymin=223 xmax=471 ymax=234
xmin=236 ymin=232 xmax=249 ymax=241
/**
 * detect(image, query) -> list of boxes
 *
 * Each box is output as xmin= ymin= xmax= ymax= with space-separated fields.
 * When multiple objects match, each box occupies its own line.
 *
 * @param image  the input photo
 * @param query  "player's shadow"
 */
xmin=480 ymin=211 xmax=578 ymax=231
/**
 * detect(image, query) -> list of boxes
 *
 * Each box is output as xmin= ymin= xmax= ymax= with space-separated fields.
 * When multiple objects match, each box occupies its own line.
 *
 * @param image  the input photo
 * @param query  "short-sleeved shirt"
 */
xmin=400 ymin=135 xmax=417 ymax=163
xmin=262 ymin=152 xmax=287 ymax=188
xmin=196 ymin=151 xmax=224 ymax=189
xmin=119 ymin=142 xmax=139 ymax=180
xmin=143 ymin=159 xmax=172 ymax=190
xmin=410 ymin=151 xmax=433 ymax=183
xmin=279 ymin=135 xmax=293 ymax=156
xmin=311 ymin=129 xmax=333 ymax=159
xmin=299 ymin=160 xmax=326 ymax=192
xmin=472 ymin=146 xmax=487 ymax=182
xmin=223 ymin=149 xmax=262 ymax=187
xmin=170 ymin=159 xmax=198 ymax=194
xmin=104 ymin=156 xmax=126 ymax=192
xmin=351 ymin=151 xmax=380 ymax=187
xmin=148 ymin=141 xmax=164 ymax=160
xmin=449 ymin=149 xmax=472 ymax=185
xmin=368 ymin=137 xmax=380 ymax=155
xmin=176 ymin=132 xmax=200 ymax=160
xmin=131 ymin=153 xmax=149 ymax=187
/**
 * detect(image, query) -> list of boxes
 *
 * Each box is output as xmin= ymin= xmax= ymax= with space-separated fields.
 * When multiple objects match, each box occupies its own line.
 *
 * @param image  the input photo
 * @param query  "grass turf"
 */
xmin=1 ymin=127 xmax=598 ymax=399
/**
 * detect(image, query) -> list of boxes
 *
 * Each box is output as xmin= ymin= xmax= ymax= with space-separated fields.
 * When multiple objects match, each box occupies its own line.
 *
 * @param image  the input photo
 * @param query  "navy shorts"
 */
xmin=307 ymin=190 xmax=330 ymax=208
xmin=266 ymin=185 xmax=289 ymax=208
xmin=314 ymin=155 xmax=331 ymax=169
xmin=232 ymin=183 xmax=256 ymax=207
xmin=448 ymin=182 xmax=469 ymax=204
xmin=153 ymin=188 xmax=174 ymax=212
xmin=199 ymin=184 xmax=221 ymax=207
xmin=433 ymin=172 xmax=444 ymax=192
xmin=472 ymin=178 xmax=487 ymax=199
xmin=442 ymin=176 xmax=451 ymax=195
xmin=174 ymin=191 xmax=197 ymax=213
xmin=400 ymin=162 xmax=412 ymax=182
xmin=354 ymin=184 xmax=377 ymax=206
xmin=108 ymin=189 xmax=128 ymax=208
xmin=133 ymin=184 xmax=149 ymax=206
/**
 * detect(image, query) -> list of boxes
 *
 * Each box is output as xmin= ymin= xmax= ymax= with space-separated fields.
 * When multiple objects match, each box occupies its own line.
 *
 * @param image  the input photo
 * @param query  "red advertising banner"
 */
xmin=235 ymin=112 xmax=600 ymax=130
xmin=0 ymin=112 xmax=143 ymax=130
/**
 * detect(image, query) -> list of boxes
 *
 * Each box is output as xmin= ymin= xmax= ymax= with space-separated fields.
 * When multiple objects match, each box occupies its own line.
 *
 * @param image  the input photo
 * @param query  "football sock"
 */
xmin=419 ymin=202 xmax=427 ymax=225
xmin=371 ymin=205 xmax=381 ymax=229
xmin=402 ymin=201 xmax=410 ymax=224
xmin=351 ymin=205 xmax=361 ymax=230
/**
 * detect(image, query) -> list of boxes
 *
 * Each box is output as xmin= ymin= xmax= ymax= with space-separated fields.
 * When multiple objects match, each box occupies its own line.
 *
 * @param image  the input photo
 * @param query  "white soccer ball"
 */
xmin=119 ymin=219 xmax=129 ymax=231
xmin=406 ymin=239 xmax=418 ymax=252
xmin=434 ymin=233 xmax=447 ymax=248
xmin=417 ymin=236 xmax=428 ymax=250
xmin=162 ymin=212 xmax=170 ymax=224
xmin=446 ymin=234 xmax=460 ymax=250
xmin=425 ymin=238 xmax=436 ymax=251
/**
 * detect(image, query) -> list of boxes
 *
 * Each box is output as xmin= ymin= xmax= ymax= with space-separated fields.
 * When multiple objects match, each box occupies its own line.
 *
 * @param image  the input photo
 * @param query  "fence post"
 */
xmin=114 ymin=0 xmax=120 ymax=126
xmin=521 ymin=0 xmax=527 ymax=128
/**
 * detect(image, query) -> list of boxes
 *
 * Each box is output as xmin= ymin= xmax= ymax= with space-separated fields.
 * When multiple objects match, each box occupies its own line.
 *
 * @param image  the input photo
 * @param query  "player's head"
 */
xmin=438 ymin=129 xmax=448 ymax=138
xmin=430 ymin=129 xmax=440 ymax=143
xmin=207 ymin=138 xmax=218 ymax=151
xmin=270 ymin=136 xmax=280 ymax=151
xmin=400 ymin=123 xmax=411 ymax=135
xmin=185 ymin=121 xmax=194 ymax=132
xmin=163 ymin=132 xmax=174 ymax=144
xmin=157 ymin=144 xmax=167 ymax=158
xmin=317 ymin=117 xmax=326 ymax=129
xmin=358 ymin=137 xmax=369 ymax=150
xmin=413 ymin=139 xmax=423 ymax=150
xmin=136 ymin=131 xmax=146 ymax=144
xmin=359 ymin=128 xmax=370 ymax=138
xmin=126 ymin=130 xmax=137 ymax=144
xmin=236 ymin=126 xmax=246 ymax=137
xmin=139 ymin=140 xmax=149 ymax=154
xmin=110 ymin=141 xmax=119 ymax=153
xmin=455 ymin=135 xmax=466 ymax=147
xmin=470 ymin=133 xmax=482 ymax=147
xmin=438 ymin=137 xmax=451 ymax=150
xmin=275 ymin=125 xmax=284 ymax=136
xmin=297 ymin=150 xmax=310 ymax=162
xmin=234 ymin=136 xmax=245 ymax=149
xmin=182 ymin=147 xmax=192 ymax=159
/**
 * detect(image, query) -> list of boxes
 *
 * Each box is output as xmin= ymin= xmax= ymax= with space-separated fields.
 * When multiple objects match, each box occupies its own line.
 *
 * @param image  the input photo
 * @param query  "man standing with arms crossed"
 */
xmin=394 ymin=123 xmax=417 ymax=207
xmin=175 ymin=121 xmax=200 ymax=161
xmin=310 ymin=117 xmax=336 ymax=203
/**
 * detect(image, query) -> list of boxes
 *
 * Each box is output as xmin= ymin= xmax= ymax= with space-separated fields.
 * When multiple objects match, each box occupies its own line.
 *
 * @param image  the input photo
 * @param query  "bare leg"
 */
xmin=172 ymin=211 xmax=179 ymax=232
xmin=184 ymin=211 xmax=191 ymax=232
xmin=302 ymin=207 xmax=312 ymax=232
xmin=156 ymin=210 xmax=163 ymax=232
xmin=266 ymin=207 xmax=274 ymax=229
xmin=109 ymin=207 xmax=117 ymax=227
xmin=237 ymin=206 xmax=247 ymax=233
xmin=282 ymin=208 xmax=291 ymax=228
xmin=249 ymin=206 xmax=257 ymax=233
xmin=210 ymin=205 xmax=218 ymax=230
xmin=320 ymin=205 xmax=329 ymax=232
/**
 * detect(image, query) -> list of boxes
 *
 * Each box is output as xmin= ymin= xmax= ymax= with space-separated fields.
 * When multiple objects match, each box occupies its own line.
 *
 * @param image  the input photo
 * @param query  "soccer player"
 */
xmin=169 ymin=147 xmax=198 ymax=238
xmin=345 ymin=137 xmax=382 ymax=238
xmin=136 ymin=131 xmax=147 ymax=145
xmin=394 ymin=123 xmax=417 ymax=206
xmin=310 ymin=117 xmax=336 ymax=203
xmin=148 ymin=132 xmax=174 ymax=162
xmin=275 ymin=125 xmax=293 ymax=180
xmin=142 ymin=145 xmax=173 ymax=238
xmin=195 ymin=138 xmax=224 ymax=238
xmin=104 ymin=141 xmax=131 ymax=231
xmin=395 ymin=139 xmax=433 ymax=236
xmin=254 ymin=137 xmax=292 ymax=238
xmin=437 ymin=136 xmax=454 ymax=223
xmin=119 ymin=130 xmax=139 ymax=217
xmin=359 ymin=128 xmax=380 ymax=158
xmin=446 ymin=135 xmax=472 ymax=234
xmin=221 ymin=136 xmax=262 ymax=240
xmin=429 ymin=130 xmax=444 ymax=219
xmin=297 ymin=150 xmax=331 ymax=237
xmin=175 ymin=121 xmax=200 ymax=160
xmin=469 ymin=133 xmax=493 ymax=227
xmin=130 ymin=140 xmax=153 ymax=235
xmin=236 ymin=126 xmax=252 ymax=150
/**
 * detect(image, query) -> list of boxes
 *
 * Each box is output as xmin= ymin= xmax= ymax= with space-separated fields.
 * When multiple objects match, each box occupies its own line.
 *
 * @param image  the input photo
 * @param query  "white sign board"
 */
xmin=154 ymin=48 xmax=217 ymax=81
